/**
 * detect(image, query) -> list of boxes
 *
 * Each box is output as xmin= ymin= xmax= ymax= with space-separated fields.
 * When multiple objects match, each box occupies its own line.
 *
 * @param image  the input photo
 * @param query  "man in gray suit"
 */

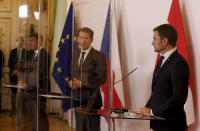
xmin=18 ymin=33 xmax=49 ymax=131
xmin=69 ymin=27 xmax=107 ymax=131
xmin=8 ymin=36 xmax=26 ymax=115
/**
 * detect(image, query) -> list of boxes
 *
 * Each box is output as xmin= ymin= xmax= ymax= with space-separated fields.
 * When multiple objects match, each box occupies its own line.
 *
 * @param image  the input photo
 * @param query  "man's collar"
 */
xmin=162 ymin=47 xmax=177 ymax=58
xmin=34 ymin=47 xmax=43 ymax=54
xmin=81 ymin=46 xmax=92 ymax=53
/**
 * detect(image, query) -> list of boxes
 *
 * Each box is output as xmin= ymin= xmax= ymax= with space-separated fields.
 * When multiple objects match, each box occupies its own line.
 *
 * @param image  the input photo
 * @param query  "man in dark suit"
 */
xmin=18 ymin=33 xmax=50 ymax=131
xmin=8 ymin=36 xmax=26 ymax=115
xmin=69 ymin=27 xmax=107 ymax=131
xmin=0 ymin=49 xmax=4 ymax=111
xmin=137 ymin=24 xmax=189 ymax=131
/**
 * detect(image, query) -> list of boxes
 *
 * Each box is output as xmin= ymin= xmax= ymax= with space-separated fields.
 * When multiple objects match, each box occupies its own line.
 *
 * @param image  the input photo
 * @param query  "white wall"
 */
xmin=180 ymin=0 xmax=200 ymax=130
xmin=74 ymin=0 xmax=109 ymax=50
xmin=115 ymin=0 xmax=170 ymax=130
xmin=115 ymin=0 xmax=200 ymax=130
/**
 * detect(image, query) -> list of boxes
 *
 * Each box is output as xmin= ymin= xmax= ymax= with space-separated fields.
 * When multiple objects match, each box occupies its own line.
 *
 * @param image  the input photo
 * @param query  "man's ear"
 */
xmin=162 ymin=37 xmax=168 ymax=46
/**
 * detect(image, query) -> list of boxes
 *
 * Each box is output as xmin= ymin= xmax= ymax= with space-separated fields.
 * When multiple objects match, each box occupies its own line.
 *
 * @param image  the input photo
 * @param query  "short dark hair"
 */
xmin=153 ymin=24 xmax=178 ymax=47
xmin=29 ymin=33 xmax=43 ymax=43
xmin=78 ymin=27 xmax=94 ymax=38
xmin=29 ymin=33 xmax=38 ymax=40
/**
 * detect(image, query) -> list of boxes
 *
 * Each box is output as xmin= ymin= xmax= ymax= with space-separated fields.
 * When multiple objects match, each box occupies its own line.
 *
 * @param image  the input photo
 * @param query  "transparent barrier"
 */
xmin=0 ymin=0 xmax=164 ymax=131
xmin=0 ymin=0 xmax=50 ymax=130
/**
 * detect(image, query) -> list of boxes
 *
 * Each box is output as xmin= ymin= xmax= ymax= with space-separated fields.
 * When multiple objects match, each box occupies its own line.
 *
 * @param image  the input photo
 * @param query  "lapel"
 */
xmin=75 ymin=47 xmax=94 ymax=71
xmin=14 ymin=48 xmax=18 ymax=61
xmin=31 ymin=49 xmax=41 ymax=62
xmin=34 ymin=52 xmax=38 ymax=61
xmin=21 ymin=48 xmax=26 ymax=61
xmin=21 ymin=48 xmax=25 ymax=55
xmin=83 ymin=47 xmax=93 ymax=65
xmin=75 ymin=49 xmax=81 ymax=69
xmin=152 ymin=50 xmax=178 ymax=86
xmin=14 ymin=48 xmax=18 ymax=55
xmin=35 ymin=48 xmax=43 ymax=61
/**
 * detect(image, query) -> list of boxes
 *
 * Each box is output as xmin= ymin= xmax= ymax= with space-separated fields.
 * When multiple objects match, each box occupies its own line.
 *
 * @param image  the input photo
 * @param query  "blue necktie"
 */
xmin=32 ymin=52 xmax=36 ymax=62
xmin=154 ymin=56 xmax=164 ymax=78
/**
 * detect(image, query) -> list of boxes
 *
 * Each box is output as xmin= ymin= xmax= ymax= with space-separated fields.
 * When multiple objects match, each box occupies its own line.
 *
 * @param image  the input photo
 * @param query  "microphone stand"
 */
xmin=114 ymin=67 xmax=137 ymax=85
xmin=112 ymin=67 xmax=138 ymax=114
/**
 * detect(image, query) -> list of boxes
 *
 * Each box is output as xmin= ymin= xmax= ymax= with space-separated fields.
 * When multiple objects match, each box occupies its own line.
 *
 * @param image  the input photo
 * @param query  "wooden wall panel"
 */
xmin=0 ymin=18 xmax=11 ymax=110
xmin=0 ymin=0 xmax=11 ymax=12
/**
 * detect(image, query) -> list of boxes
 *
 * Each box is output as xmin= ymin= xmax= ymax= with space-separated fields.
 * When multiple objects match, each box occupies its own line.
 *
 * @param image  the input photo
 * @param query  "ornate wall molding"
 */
xmin=0 ymin=18 xmax=11 ymax=64
xmin=0 ymin=0 xmax=11 ymax=12
xmin=75 ymin=0 xmax=89 ymax=4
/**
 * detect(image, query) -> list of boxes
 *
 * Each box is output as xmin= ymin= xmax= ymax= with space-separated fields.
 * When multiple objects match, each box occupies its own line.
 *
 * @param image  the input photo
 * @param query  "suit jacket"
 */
xmin=72 ymin=47 xmax=107 ymax=109
xmin=20 ymin=48 xmax=50 ymax=130
xmin=8 ymin=48 xmax=26 ymax=84
xmin=0 ymin=50 xmax=4 ymax=79
xmin=25 ymin=48 xmax=50 ymax=94
xmin=146 ymin=50 xmax=189 ymax=130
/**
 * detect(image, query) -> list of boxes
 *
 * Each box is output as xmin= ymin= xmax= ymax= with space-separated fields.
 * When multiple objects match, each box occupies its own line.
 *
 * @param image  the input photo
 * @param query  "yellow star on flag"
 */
xmin=61 ymin=38 xmax=65 ymax=44
xmin=74 ymin=36 xmax=77 ymax=41
xmin=55 ymin=58 xmax=59 ymax=63
xmin=65 ymin=77 xmax=69 ymax=82
xmin=57 ymin=47 xmax=60 ymax=52
xmin=78 ymin=44 xmax=81 ymax=49
xmin=57 ymin=67 xmax=62 ymax=72
xmin=66 ymin=34 xmax=70 ymax=39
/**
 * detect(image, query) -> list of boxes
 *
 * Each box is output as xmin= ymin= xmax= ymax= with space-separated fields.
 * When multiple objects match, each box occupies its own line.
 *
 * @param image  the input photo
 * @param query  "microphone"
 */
xmin=114 ymin=67 xmax=138 ymax=85
xmin=112 ymin=67 xmax=138 ymax=114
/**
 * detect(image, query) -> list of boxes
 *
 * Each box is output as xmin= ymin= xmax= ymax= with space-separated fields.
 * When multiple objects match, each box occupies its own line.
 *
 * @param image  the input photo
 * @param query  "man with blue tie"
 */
xmin=137 ymin=24 xmax=189 ymax=131
xmin=18 ymin=33 xmax=50 ymax=131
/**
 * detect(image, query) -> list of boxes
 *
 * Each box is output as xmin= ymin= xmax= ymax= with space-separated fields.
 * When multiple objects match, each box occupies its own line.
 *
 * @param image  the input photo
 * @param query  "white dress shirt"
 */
xmin=161 ymin=47 xmax=177 ymax=67
xmin=78 ymin=46 xmax=92 ymax=66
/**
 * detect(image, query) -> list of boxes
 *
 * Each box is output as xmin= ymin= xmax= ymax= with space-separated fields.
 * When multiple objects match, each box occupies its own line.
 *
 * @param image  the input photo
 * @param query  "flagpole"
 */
xmin=36 ymin=1 xmax=42 ymax=130
xmin=109 ymin=0 xmax=113 ymax=131
xmin=71 ymin=0 xmax=75 ymax=129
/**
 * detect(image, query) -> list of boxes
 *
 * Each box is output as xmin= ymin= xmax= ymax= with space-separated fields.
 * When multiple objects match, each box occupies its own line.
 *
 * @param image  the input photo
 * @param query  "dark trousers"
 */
xmin=17 ymin=92 xmax=49 ymax=131
xmin=11 ymin=88 xmax=17 ymax=114
xmin=75 ymin=111 xmax=100 ymax=131
xmin=0 ymin=81 xmax=3 ymax=111
xmin=0 ymin=91 xmax=1 ymax=111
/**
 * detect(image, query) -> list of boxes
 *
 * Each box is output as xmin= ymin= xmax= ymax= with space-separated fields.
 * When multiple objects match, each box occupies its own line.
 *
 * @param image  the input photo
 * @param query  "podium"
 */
xmin=75 ymin=107 xmax=165 ymax=121
xmin=99 ymin=111 xmax=165 ymax=121
xmin=3 ymin=84 xmax=20 ymax=89
xmin=39 ymin=94 xmax=79 ymax=101
xmin=4 ymin=84 xmax=79 ymax=100
xmin=74 ymin=107 xmax=165 ymax=131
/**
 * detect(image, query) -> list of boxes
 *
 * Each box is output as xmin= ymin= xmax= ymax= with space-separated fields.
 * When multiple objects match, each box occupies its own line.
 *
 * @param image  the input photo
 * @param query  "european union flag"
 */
xmin=52 ymin=3 xmax=74 ymax=112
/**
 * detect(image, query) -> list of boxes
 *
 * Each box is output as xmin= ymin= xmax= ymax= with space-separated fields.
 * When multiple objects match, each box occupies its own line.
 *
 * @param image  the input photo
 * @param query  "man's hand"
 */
xmin=135 ymin=107 xmax=152 ymax=116
xmin=68 ymin=77 xmax=81 ymax=90
xmin=18 ymin=80 xmax=27 ymax=89
xmin=13 ymin=69 xmax=19 ymax=75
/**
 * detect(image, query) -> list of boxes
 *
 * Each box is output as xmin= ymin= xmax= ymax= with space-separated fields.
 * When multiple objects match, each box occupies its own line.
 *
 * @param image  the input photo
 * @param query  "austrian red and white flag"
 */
xmin=155 ymin=0 xmax=195 ymax=125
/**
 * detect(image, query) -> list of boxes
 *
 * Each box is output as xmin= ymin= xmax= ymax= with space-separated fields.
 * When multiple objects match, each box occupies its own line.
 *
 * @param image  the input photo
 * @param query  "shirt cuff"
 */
xmin=151 ymin=109 xmax=154 ymax=116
